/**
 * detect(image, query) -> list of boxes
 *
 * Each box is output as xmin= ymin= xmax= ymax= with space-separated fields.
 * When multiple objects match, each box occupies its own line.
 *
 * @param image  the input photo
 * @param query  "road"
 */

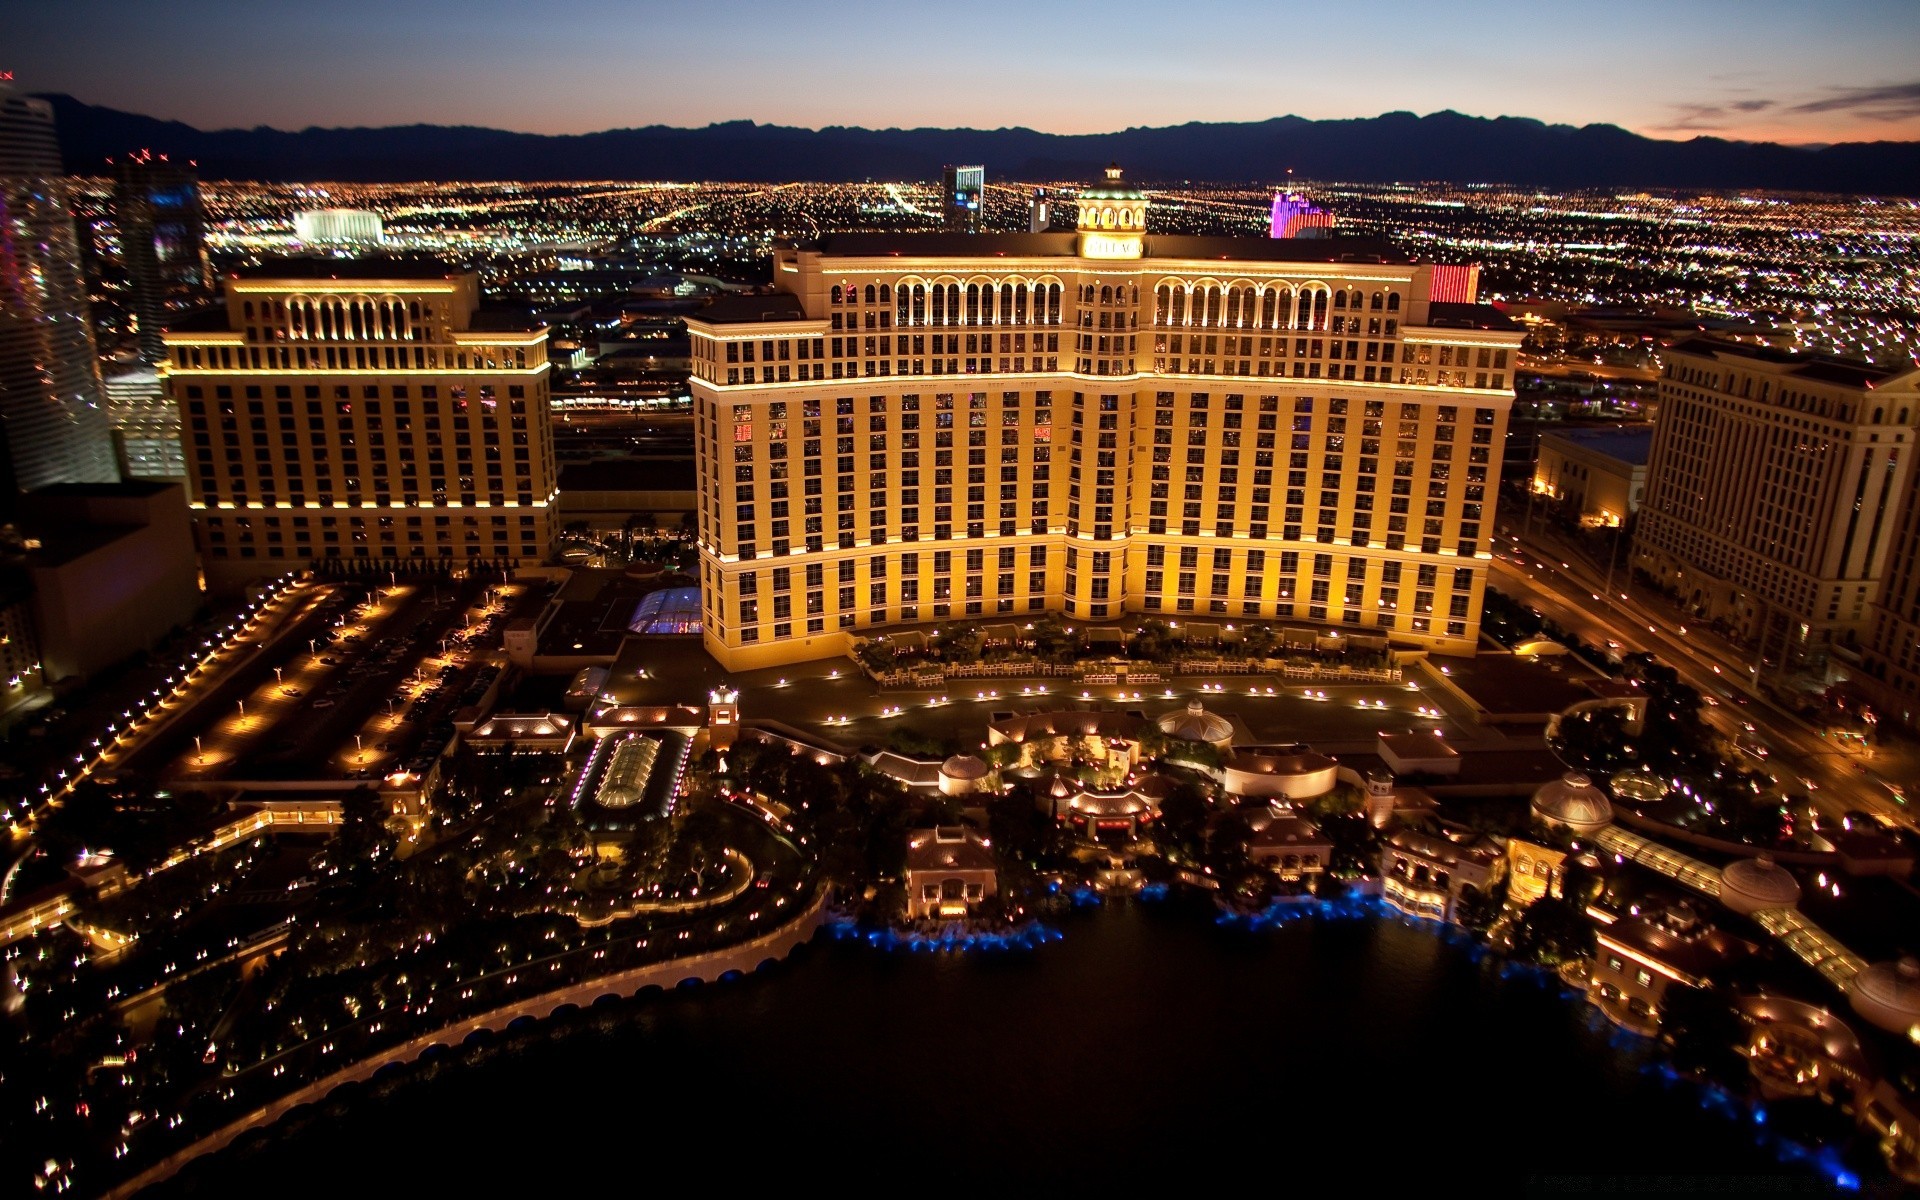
xmin=1490 ymin=531 xmax=1912 ymax=834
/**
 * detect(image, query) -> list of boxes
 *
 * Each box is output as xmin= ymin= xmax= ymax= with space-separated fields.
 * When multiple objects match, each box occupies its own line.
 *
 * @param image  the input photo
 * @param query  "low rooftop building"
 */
xmin=1588 ymin=906 xmax=1746 ymax=1036
xmin=1221 ymin=743 xmax=1339 ymax=802
xmin=904 ymin=826 xmax=998 ymax=919
xmin=1380 ymin=827 xmax=1503 ymax=923
xmin=1244 ymin=808 xmax=1333 ymax=887
xmin=1376 ymin=730 xmax=1461 ymax=777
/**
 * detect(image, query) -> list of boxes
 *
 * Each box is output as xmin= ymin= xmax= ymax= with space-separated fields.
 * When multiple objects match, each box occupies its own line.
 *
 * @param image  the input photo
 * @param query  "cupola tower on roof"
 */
xmin=1076 ymin=163 xmax=1148 ymax=260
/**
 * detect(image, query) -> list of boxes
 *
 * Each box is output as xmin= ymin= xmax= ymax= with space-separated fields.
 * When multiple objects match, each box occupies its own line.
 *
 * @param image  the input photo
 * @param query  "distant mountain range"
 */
xmin=35 ymin=94 xmax=1920 ymax=195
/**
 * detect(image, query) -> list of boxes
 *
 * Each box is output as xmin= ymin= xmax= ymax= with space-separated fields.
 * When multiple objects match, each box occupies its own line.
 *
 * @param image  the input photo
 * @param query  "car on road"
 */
xmin=313 ymin=699 xmax=335 ymax=709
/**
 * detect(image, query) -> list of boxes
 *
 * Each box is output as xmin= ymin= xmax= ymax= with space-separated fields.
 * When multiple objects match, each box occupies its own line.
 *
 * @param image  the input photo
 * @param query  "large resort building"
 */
xmin=688 ymin=168 xmax=1525 ymax=672
xmin=1632 ymin=338 xmax=1919 ymax=673
xmin=162 ymin=261 xmax=559 ymax=588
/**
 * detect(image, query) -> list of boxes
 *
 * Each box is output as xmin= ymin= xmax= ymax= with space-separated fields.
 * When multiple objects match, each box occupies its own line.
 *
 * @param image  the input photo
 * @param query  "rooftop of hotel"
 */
xmin=1424 ymin=301 xmax=1521 ymax=332
xmin=226 ymin=256 xmax=468 ymax=282
xmin=694 ymin=292 xmax=811 ymax=325
xmin=793 ymin=231 xmax=1412 ymax=265
xmin=1670 ymin=336 xmax=1916 ymax=389
xmin=1540 ymin=424 xmax=1656 ymax=466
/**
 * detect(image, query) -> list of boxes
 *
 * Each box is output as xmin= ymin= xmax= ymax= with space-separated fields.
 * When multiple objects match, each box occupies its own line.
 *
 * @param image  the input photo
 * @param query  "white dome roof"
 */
xmin=1158 ymin=700 xmax=1232 ymax=744
xmin=1719 ymin=856 xmax=1801 ymax=915
xmin=1531 ymin=771 xmax=1613 ymax=833
xmin=1847 ymin=957 xmax=1920 ymax=1035
xmin=941 ymin=754 xmax=990 ymax=780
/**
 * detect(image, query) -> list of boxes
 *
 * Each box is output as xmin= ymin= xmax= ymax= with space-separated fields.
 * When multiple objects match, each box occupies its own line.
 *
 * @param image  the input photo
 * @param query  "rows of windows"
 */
xmin=200 ymin=510 xmax=546 ymax=561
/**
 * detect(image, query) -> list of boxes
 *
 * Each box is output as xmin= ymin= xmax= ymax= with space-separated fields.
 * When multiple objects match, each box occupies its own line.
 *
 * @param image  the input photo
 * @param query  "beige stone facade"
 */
xmin=687 ymin=178 xmax=1522 ymax=672
xmin=1634 ymin=338 xmax=1920 ymax=669
xmin=162 ymin=262 xmax=558 ymax=588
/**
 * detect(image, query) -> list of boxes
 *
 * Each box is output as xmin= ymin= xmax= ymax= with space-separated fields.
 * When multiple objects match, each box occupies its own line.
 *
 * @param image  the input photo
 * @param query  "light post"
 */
xmin=194 ymin=736 xmax=204 ymax=765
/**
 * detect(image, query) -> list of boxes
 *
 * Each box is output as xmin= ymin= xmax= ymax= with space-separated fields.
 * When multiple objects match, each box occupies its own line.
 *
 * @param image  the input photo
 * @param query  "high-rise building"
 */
xmin=942 ymin=165 xmax=984 ymax=234
xmin=1633 ymin=338 xmax=1919 ymax=673
xmin=1028 ymin=189 xmax=1052 ymax=234
xmin=0 ymin=83 xmax=120 ymax=493
xmin=103 ymin=365 xmax=185 ymax=479
xmin=112 ymin=152 xmax=210 ymax=365
xmin=294 ymin=208 xmax=385 ymax=246
xmin=161 ymin=259 xmax=558 ymax=588
xmin=1860 ymin=458 xmax=1920 ymax=723
xmin=1270 ymin=192 xmax=1332 ymax=239
xmin=687 ymin=166 xmax=1522 ymax=671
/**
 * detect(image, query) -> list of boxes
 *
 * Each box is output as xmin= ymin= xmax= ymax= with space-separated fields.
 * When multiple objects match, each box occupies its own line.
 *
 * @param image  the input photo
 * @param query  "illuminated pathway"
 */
xmin=1590 ymin=824 xmax=1867 ymax=991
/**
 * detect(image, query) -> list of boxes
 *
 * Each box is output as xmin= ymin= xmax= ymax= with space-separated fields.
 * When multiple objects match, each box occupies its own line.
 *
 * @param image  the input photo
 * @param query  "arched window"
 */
xmin=966 ymin=283 xmax=981 ymax=324
xmin=1386 ymin=292 xmax=1401 ymax=312
xmin=1014 ymin=283 xmax=1028 ymax=324
xmin=1170 ymin=289 xmax=1187 ymax=326
xmin=896 ymin=288 xmax=911 ymax=327
xmin=1311 ymin=289 xmax=1328 ymax=331
xmin=1100 ymin=285 xmax=1113 ymax=305
xmin=1371 ymin=291 xmax=1384 ymax=311
xmin=864 ymin=284 xmax=876 ymax=304
xmin=830 ymin=285 xmax=843 ymax=304
xmin=878 ymin=284 xmax=891 ymax=303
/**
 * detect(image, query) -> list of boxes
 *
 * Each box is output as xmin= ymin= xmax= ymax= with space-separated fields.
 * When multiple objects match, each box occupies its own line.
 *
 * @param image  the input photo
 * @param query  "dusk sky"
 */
xmin=10 ymin=0 xmax=1920 ymax=145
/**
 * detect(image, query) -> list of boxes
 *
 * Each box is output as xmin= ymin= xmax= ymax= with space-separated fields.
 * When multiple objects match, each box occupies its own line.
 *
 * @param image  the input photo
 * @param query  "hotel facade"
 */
xmin=1633 ymin=338 xmax=1919 ymax=673
xmin=689 ymin=170 xmax=1523 ymax=672
xmin=162 ymin=261 xmax=558 ymax=588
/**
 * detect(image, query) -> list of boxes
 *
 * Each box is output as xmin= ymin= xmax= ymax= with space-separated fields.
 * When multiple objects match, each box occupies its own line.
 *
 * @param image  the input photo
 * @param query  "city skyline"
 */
xmin=8 ymin=0 xmax=1920 ymax=146
xmin=5 ymin=19 xmax=1920 ymax=1191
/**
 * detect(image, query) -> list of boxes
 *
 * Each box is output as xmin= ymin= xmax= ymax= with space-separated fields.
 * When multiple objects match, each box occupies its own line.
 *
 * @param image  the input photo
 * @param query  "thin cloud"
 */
xmin=1786 ymin=81 xmax=1920 ymax=120
xmin=1727 ymin=99 xmax=1775 ymax=113
xmin=1654 ymin=102 xmax=1737 ymax=132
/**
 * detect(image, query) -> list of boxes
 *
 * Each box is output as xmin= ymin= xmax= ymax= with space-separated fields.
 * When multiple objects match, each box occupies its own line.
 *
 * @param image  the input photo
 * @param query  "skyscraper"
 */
xmin=1269 ymin=192 xmax=1332 ymax=238
xmin=1028 ymin=188 xmax=1052 ymax=234
xmin=1633 ymin=338 xmax=1919 ymax=674
xmin=942 ymin=164 xmax=984 ymax=233
xmin=0 ymin=82 xmax=121 ymax=492
xmin=1859 ymin=458 xmax=1920 ymax=724
xmin=112 ymin=152 xmax=209 ymax=366
xmin=687 ymin=166 xmax=1521 ymax=671
xmin=162 ymin=259 xmax=558 ymax=588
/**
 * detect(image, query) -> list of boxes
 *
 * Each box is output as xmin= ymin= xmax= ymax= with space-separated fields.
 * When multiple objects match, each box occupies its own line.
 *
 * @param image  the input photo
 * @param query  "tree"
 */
xmin=1156 ymin=780 xmax=1211 ymax=862
xmin=1660 ymin=983 xmax=1749 ymax=1081
xmin=1133 ymin=619 xmax=1173 ymax=662
xmin=1453 ymin=877 xmax=1508 ymax=933
xmin=1509 ymin=895 xmax=1594 ymax=966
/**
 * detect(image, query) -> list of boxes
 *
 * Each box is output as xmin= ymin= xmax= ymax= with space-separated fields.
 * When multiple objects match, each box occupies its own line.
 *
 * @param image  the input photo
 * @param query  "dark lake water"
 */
xmin=161 ymin=899 xmax=1844 ymax=1194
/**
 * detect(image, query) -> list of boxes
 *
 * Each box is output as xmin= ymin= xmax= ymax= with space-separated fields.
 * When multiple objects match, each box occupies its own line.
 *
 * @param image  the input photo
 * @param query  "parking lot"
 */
xmin=109 ymin=581 xmax=540 ymax=786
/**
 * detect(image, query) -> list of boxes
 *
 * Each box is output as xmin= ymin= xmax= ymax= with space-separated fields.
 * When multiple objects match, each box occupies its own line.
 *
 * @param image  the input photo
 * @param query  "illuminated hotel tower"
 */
xmin=1861 ymin=454 xmax=1920 ymax=724
xmin=1634 ymin=338 xmax=1919 ymax=674
xmin=112 ymin=152 xmax=210 ymax=366
xmin=687 ymin=166 xmax=1522 ymax=671
xmin=162 ymin=260 xmax=558 ymax=588
xmin=0 ymin=81 xmax=120 ymax=492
